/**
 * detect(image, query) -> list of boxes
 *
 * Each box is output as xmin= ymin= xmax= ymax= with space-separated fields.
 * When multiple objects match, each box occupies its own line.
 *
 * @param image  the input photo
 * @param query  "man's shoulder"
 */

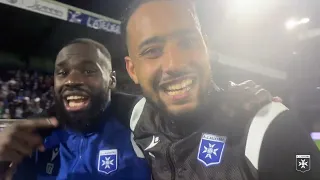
xmin=111 ymin=92 xmax=142 ymax=106
xmin=249 ymin=104 xmax=320 ymax=179
xmin=245 ymin=103 xmax=293 ymax=170
xmin=110 ymin=92 xmax=143 ymax=129
xmin=114 ymin=94 xmax=155 ymax=134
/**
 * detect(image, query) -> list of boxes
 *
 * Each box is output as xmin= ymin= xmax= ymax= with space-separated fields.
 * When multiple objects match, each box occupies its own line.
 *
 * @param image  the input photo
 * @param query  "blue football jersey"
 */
xmin=13 ymin=109 xmax=150 ymax=180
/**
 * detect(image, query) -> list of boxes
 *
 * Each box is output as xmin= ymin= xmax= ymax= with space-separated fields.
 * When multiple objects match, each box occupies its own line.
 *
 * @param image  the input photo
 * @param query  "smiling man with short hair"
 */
xmin=0 ymin=38 xmax=150 ymax=180
xmin=122 ymin=0 xmax=320 ymax=180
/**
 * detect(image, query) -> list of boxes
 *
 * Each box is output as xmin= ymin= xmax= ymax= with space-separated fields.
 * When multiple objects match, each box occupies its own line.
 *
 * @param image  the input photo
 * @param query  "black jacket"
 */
xmin=130 ymin=97 xmax=320 ymax=180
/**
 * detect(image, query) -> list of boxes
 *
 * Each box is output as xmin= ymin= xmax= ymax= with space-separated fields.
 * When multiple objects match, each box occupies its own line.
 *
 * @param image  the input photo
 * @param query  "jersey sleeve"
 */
xmin=111 ymin=92 xmax=143 ymax=129
xmin=258 ymin=111 xmax=320 ymax=180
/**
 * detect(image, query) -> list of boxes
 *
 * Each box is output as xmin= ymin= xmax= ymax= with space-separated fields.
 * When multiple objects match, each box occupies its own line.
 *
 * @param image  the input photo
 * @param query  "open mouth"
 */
xmin=63 ymin=95 xmax=90 ymax=112
xmin=160 ymin=77 xmax=196 ymax=99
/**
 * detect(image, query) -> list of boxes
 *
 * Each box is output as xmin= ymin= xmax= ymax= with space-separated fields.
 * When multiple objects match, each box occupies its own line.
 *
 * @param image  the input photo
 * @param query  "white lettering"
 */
xmin=69 ymin=11 xmax=82 ymax=23
xmin=87 ymin=17 xmax=121 ymax=34
xmin=87 ymin=17 xmax=95 ymax=28
xmin=202 ymin=134 xmax=227 ymax=142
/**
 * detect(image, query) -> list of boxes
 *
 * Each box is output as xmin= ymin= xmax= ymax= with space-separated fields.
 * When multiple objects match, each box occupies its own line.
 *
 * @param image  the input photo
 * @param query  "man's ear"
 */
xmin=109 ymin=71 xmax=117 ymax=89
xmin=124 ymin=56 xmax=139 ymax=84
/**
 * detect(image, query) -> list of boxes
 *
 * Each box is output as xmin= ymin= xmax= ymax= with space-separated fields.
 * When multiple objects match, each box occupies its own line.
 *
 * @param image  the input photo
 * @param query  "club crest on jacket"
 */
xmin=197 ymin=133 xmax=226 ymax=167
xmin=98 ymin=149 xmax=118 ymax=174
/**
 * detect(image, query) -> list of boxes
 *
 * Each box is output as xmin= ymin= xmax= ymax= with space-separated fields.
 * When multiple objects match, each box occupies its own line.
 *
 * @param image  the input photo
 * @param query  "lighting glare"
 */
xmin=286 ymin=20 xmax=297 ymax=30
xmin=301 ymin=18 xmax=310 ymax=24
xmin=233 ymin=0 xmax=258 ymax=14
xmin=227 ymin=0 xmax=275 ymax=16
xmin=285 ymin=18 xmax=310 ymax=30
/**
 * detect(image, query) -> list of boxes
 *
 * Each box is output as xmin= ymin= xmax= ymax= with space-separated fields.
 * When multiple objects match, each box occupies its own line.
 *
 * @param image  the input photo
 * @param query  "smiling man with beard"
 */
xmin=0 ymin=38 xmax=150 ymax=180
xmin=53 ymin=39 xmax=113 ymax=132
xmin=122 ymin=0 xmax=320 ymax=180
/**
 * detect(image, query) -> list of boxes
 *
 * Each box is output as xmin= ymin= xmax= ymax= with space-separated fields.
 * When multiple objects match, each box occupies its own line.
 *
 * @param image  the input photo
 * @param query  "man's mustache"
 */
xmin=161 ymin=69 xmax=195 ymax=82
xmin=60 ymin=86 xmax=91 ymax=98
xmin=152 ymin=67 xmax=197 ymax=91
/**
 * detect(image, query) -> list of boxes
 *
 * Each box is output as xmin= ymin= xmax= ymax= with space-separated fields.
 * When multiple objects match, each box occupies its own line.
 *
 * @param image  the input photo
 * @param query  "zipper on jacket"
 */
xmin=79 ymin=138 xmax=84 ymax=159
xmin=166 ymin=146 xmax=175 ymax=180
xmin=71 ymin=137 xmax=84 ymax=173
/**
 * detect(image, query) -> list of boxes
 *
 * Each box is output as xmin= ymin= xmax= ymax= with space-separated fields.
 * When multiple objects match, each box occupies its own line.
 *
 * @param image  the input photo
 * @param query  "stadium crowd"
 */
xmin=0 ymin=70 xmax=53 ymax=119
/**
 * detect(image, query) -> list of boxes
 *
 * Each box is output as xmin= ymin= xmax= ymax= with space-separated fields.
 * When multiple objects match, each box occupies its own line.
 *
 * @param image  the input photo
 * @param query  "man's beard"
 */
xmin=144 ymin=75 xmax=219 ymax=123
xmin=142 ymin=76 xmax=219 ymax=136
xmin=54 ymin=91 xmax=109 ymax=133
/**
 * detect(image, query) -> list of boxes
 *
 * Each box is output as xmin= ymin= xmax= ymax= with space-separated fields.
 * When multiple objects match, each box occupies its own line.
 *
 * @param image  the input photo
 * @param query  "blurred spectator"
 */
xmin=2 ymin=109 xmax=10 ymax=119
xmin=22 ymin=97 xmax=32 ymax=118
xmin=33 ymin=97 xmax=43 ymax=114
xmin=15 ymin=102 xmax=23 ymax=119
xmin=0 ymin=100 xmax=3 ymax=117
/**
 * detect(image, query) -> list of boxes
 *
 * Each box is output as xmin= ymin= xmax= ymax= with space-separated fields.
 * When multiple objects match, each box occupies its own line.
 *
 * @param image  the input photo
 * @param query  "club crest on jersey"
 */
xmin=197 ymin=133 xmax=226 ymax=167
xmin=98 ymin=149 xmax=118 ymax=174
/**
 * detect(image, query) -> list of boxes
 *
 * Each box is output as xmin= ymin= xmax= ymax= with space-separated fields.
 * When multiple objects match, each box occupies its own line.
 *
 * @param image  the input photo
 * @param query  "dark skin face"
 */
xmin=125 ymin=0 xmax=212 ymax=118
xmin=54 ymin=43 xmax=116 ymax=132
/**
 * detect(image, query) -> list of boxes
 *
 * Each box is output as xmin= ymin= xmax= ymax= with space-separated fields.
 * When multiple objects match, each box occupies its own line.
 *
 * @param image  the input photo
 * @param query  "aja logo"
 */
xmin=98 ymin=149 xmax=118 ymax=174
xmin=197 ymin=133 xmax=227 ymax=167
xmin=296 ymin=155 xmax=311 ymax=173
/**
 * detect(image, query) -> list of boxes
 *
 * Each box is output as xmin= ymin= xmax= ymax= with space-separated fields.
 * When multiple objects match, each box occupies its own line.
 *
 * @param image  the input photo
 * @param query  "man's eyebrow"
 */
xmin=138 ymin=36 xmax=165 ymax=51
xmin=56 ymin=59 xmax=98 ymax=67
xmin=138 ymin=29 xmax=198 ymax=51
xmin=56 ymin=60 xmax=68 ymax=67
xmin=170 ymin=29 xmax=198 ymax=38
xmin=80 ymin=60 xmax=98 ymax=65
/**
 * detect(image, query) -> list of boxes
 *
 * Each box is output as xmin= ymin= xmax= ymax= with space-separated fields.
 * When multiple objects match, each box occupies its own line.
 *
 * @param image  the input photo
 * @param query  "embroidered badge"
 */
xmin=197 ymin=133 xmax=226 ymax=167
xmin=98 ymin=149 xmax=118 ymax=174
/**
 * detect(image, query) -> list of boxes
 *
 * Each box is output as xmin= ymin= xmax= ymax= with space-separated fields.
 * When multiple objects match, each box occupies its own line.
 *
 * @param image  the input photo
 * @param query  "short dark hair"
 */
xmin=120 ymin=0 xmax=198 ymax=46
xmin=65 ymin=38 xmax=112 ymax=69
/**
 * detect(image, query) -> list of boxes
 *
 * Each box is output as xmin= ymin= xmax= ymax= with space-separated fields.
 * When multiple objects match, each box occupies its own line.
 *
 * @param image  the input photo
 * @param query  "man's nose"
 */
xmin=64 ymin=71 xmax=84 ymax=87
xmin=162 ymin=44 xmax=188 ymax=73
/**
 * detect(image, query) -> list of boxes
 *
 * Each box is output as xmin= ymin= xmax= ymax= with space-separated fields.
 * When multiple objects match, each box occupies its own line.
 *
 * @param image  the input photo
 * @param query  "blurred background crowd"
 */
xmin=0 ymin=70 xmax=53 ymax=119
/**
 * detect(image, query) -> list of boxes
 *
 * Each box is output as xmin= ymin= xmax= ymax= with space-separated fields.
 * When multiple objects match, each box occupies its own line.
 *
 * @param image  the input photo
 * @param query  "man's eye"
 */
xmin=141 ymin=47 xmax=163 ymax=59
xmin=57 ymin=70 xmax=67 ymax=76
xmin=84 ymin=70 xmax=97 ymax=75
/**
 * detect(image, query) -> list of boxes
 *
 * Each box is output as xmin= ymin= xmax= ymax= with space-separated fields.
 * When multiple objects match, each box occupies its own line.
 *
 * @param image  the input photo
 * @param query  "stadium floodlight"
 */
xmin=285 ymin=18 xmax=310 ymax=30
xmin=301 ymin=18 xmax=310 ymax=24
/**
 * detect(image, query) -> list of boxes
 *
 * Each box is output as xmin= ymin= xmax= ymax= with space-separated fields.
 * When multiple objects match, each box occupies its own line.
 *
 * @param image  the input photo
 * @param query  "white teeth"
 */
xmin=167 ymin=87 xmax=191 ymax=96
xmin=66 ymin=96 xmax=88 ymax=108
xmin=68 ymin=101 xmax=85 ymax=107
xmin=166 ymin=79 xmax=193 ymax=91
xmin=66 ymin=96 xmax=85 ymax=100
